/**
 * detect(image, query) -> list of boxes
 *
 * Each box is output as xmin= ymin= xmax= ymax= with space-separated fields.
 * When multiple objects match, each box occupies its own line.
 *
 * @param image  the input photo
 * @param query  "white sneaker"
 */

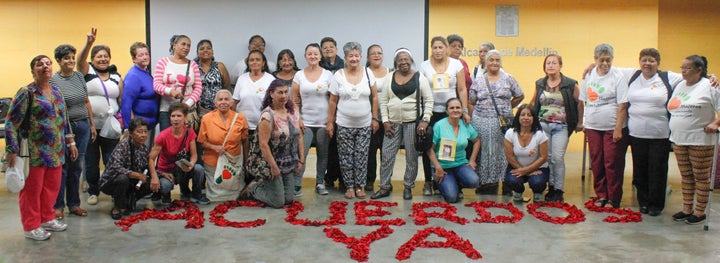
xmin=41 ymin=219 xmax=68 ymax=232
xmin=24 ymin=227 xmax=51 ymax=241
xmin=316 ymin=184 xmax=329 ymax=195
xmin=87 ymin=195 xmax=98 ymax=205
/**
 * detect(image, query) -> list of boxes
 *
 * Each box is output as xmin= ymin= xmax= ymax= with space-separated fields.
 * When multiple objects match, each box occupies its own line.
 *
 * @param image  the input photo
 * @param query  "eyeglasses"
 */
xmin=250 ymin=42 xmax=265 ymax=47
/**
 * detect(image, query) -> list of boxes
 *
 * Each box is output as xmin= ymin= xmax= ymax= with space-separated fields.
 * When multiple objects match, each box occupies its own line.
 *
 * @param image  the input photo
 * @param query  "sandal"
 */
xmin=239 ymin=179 xmax=261 ymax=200
xmin=355 ymin=188 xmax=367 ymax=199
xmin=593 ymin=198 xmax=607 ymax=207
xmin=55 ymin=208 xmax=64 ymax=220
xmin=69 ymin=207 xmax=88 ymax=217
xmin=110 ymin=208 xmax=122 ymax=220
xmin=345 ymin=188 xmax=355 ymax=199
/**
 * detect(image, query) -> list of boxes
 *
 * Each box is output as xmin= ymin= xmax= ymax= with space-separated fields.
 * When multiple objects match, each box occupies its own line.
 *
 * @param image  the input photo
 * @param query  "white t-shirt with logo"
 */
xmin=420 ymin=58 xmax=465 ymax=112
xmin=668 ymin=78 xmax=720 ymax=146
xmin=232 ymin=72 xmax=275 ymax=129
xmin=294 ymin=69 xmax=333 ymax=127
xmin=579 ymin=67 xmax=629 ymax=131
xmin=504 ymin=128 xmax=549 ymax=168
xmin=621 ymin=71 xmax=683 ymax=139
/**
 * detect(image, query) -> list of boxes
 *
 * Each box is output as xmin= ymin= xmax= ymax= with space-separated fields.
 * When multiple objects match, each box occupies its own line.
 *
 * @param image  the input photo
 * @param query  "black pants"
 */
xmin=100 ymin=174 xmax=152 ymax=210
xmin=630 ymin=136 xmax=670 ymax=210
xmin=422 ymin=112 xmax=447 ymax=183
xmin=367 ymin=124 xmax=384 ymax=186
xmin=326 ymin=125 xmax=343 ymax=187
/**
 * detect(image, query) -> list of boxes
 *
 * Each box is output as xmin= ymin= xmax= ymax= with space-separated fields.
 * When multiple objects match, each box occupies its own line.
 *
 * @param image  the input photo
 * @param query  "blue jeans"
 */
xmin=504 ymin=167 xmax=549 ymax=194
xmin=540 ymin=122 xmax=568 ymax=191
xmin=85 ymin=130 xmax=119 ymax=196
xmin=437 ymin=164 xmax=480 ymax=203
xmin=55 ymin=118 xmax=90 ymax=209
xmin=298 ymin=127 xmax=329 ymax=187
xmin=159 ymin=164 xmax=205 ymax=198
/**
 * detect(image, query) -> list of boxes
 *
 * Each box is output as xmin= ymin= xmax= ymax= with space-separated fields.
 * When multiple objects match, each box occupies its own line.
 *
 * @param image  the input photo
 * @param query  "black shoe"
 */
xmin=371 ymin=189 xmax=391 ymax=199
xmin=110 ymin=208 xmax=122 ymax=220
xmin=544 ymin=189 xmax=556 ymax=201
xmin=685 ymin=214 xmax=706 ymax=225
xmin=161 ymin=193 xmax=171 ymax=204
xmin=672 ymin=211 xmax=692 ymax=221
xmin=364 ymin=184 xmax=374 ymax=192
xmin=403 ymin=188 xmax=412 ymax=200
xmin=648 ymin=208 xmax=662 ymax=216
xmin=639 ymin=206 xmax=649 ymax=214
xmin=554 ymin=190 xmax=564 ymax=202
xmin=151 ymin=192 xmax=161 ymax=202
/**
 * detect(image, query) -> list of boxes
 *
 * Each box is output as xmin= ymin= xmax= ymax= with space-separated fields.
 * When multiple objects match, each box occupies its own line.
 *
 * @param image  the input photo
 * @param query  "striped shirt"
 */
xmin=50 ymin=71 xmax=89 ymax=121
xmin=152 ymin=57 xmax=202 ymax=112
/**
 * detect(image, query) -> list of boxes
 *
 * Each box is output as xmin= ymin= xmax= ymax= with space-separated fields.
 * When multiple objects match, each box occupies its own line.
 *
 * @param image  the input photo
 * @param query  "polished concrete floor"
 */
xmin=1 ymin=151 xmax=719 ymax=263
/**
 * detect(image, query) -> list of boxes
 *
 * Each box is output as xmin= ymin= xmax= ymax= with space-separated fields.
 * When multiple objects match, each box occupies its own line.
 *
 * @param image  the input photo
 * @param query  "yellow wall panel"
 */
xmin=658 ymin=0 xmax=720 ymax=74
xmin=0 ymin=0 xmax=145 ymax=98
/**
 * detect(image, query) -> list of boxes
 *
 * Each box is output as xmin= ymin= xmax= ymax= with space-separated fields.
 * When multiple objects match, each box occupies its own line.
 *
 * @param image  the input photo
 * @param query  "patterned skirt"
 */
xmin=471 ymin=116 xmax=508 ymax=184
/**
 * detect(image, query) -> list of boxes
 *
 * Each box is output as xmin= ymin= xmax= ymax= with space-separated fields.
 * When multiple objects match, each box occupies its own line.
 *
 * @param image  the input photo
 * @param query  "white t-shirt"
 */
xmin=230 ymin=60 xmax=277 ymax=86
xmin=621 ymin=71 xmax=683 ymax=139
xmin=504 ymin=128 xmax=549 ymax=168
xmin=579 ymin=67 xmax=629 ymax=131
xmin=232 ymin=72 xmax=275 ymax=129
xmin=669 ymin=78 xmax=720 ymax=146
xmin=419 ymin=58 xmax=465 ymax=112
xmin=329 ymin=68 xmax=372 ymax=128
xmin=294 ymin=69 xmax=333 ymax=127
xmin=86 ymin=67 xmax=122 ymax=129
xmin=367 ymin=67 xmax=389 ymax=94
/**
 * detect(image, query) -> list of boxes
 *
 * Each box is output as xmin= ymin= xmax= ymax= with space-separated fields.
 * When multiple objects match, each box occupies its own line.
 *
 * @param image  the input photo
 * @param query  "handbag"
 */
xmin=180 ymin=61 xmax=201 ymax=131
xmin=6 ymin=86 xmax=35 ymax=192
xmin=175 ymin=125 xmax=191 ymax=165
xmin=246 ymin=109 xmax=274 ymax=179
xmin=412 ymin=72 xmax=433 ymax=152
xmin=97 ymin=73 xmax=123 ymax=139
xmin=213 ymin=113 xmax=243 ymax=190
xmin=484 ymin=73 xmax=510 ymax=134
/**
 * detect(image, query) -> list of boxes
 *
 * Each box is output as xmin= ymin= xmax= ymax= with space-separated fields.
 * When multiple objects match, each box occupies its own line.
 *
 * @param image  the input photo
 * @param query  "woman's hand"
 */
xmin=417 ymin=121 xmax=429 ymax=136
xmin=170 ymin=89 xmax=183 ymax=99
xmin=270 ymin=166 xmax=281 ymax=180
xmin=371 ymin=120 xmax=379 ymax=134
xmin=5 ymin=153 xmax=17 ymax=168
xmin=69 ymin=145 xmax=78 ymax=161
xmin=135 ymin=172 xmax=148 ymax=183
xmin=510 ymin=167 xmax=529 ymax=177
xmin=434 ymin=167 xmax=445 ymax=183
xmin=612 ymin=127 xmax=623 ymax=142
xmin=86 ymin=27 xmax=97 ymax=46
xmin=462 ymin=113 xmax=471 ymax=124
xmin=325 ymin=123 xmax=334 ymax=138
xmin=575 ymin=124 xmax=584 ymax=132
xmin=528 ymin=170 xmax=543 ymax=176
xmin=161 ymin=171 xmax=175 ymax=184
xmin=150 ymin=176 xmax=160 ymax=192
xmin=383 ymin=122 xmax=394 ymax=137
xmin=90 ymin=124 xmax=97 ymax=142
xmin=468 ymin=161 xmax=477 ymax=170
xmin=295 ymin=162 xmax=304 ymax=175
xmin=704 ymin=123 xmax=720 ymax=134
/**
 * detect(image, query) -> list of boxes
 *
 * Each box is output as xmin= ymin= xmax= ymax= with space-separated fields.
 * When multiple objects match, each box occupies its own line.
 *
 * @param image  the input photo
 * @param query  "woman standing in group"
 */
xmin=365 ymin=44 xmax=389 ymax=192
xmin=6 ymin=55 xmax=76 ymax=240
xmin=78 ymin=29 xmax=123 ymax=207
xmin=579 ymin=43 xmax=629 ymax=208
xmin=198 ymin=90 xmax=249 ymax=201
xmin=419 ymin=36 xmax=469 ymax=196
xmin=327 ymin=42 xmax=379 ymax=199
xmin=99 ymin=118 xmax=152 ymax=219
xmin=273 ymin=49 xmax=300 ymax=90
xmin=503 ymin=105 xmax=549 ymax=203
xmin=530 ymin=54 xmax=582 ymax=202
xmin=619 ymin=48 xmax=683 ymax=216
xmin=153 ymin=34 xmax=203 ymax=132
xmin=148 ymin=103 xmax=208 ymax=204
xmin=372 ymin=48 xmax=433 ymax=200
xmin=242 ymin=79 xmax=303 ymax=208
xmin=469 ymin=50 xmax=525 ymax=194
xmin=426 ymin=98 xmax=480 ymax=203
xmin=122 ymin=42 xmax=159 ymax=144
xmin=669 ymin=55 xmax=719 ymax=225
xmin=292 ymin=43 xmax=334 ymax=195
xmin=195 ymin=39 xmax=231 ymax=117
xmin=447 ymin=34 xmax=472 ymax=91
xmin=50 ymin=31 xmax=95 ymax=219
xmin=472 ymin=42 xmax=495 ymax=80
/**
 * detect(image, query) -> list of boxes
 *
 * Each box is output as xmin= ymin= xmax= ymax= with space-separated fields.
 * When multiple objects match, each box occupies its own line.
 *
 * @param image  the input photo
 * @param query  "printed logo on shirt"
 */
xmin=651 ymin=83 xmax=659 ymax=90
xmin=586 ymin=82 xmax=605 ymax=102
xmin=668 ymin=92 xmax=691 ymax=110
xmin=316 ymin=84 xmax=323 ymax=92
xmin=256 ymin=87 xmax=265 ymax=94
xmin=529 ymin=150 xmax=536 ymax=156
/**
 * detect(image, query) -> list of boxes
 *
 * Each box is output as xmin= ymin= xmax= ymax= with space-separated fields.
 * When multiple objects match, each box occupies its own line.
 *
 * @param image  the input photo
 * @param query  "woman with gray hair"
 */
xmin=579 ymin=43 xmax=630 ymax=208
xmin=326 ymin=42 xmax=380 ymax=199
xmin=371 ymin=48 xmax=433 ymax=200
xmin=472 ymin=42 xmax=496 ymax=80
xmin=469 ymin=49 xmax=525 ymax=195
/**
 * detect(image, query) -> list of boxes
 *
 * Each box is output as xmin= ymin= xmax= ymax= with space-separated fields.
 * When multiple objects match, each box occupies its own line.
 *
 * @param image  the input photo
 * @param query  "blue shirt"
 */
xmin=122 ymin=65 xmax=159 ymax=128
xmin=432 ymin=117 xmax=478 ymax=169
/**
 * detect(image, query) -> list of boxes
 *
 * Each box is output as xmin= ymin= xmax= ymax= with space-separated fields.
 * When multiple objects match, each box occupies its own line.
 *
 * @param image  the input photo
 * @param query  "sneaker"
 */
xmin=533 ymin=193 xmax=543 ymax=202
xmin=41 ymin=219 xmax=68 ymax=232
xmin=161 ymin=193 xmax=172 ymax=204
xmin=316 ymin=184 xmax=329 ymax=195
xmin=685 ymin=214 xmax=706 ymax=225
xmin=422 ymin=182 xmax=432 ymax=196
xmin=513 ymin=192 xmax=523 ymax=202
xmin=294 ymin=186 xmax=303 ymax=197
xmin=191 ymin=195 xmax=210 ymax=205
xmin=672 ymin=211 xmax=692 ymax=221
xmin=87 ymin=195 xmax=98 ymax=205
xmin=24 ymin=227 xmax=51 ymax=241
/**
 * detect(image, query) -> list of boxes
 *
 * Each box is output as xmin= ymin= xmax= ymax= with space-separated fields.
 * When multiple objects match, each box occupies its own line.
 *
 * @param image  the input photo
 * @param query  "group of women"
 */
xmin=6 ymin=29 xmax=719 ymax=240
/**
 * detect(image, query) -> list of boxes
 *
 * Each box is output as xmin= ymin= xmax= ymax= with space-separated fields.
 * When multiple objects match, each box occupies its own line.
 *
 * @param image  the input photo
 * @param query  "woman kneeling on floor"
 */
xmin=99 ymin=118 xmax=153 ymax=219
xmin=503 ymin=104 xmax=549 ymax=203
xmin=426 ymin=98 xmax=480 ymax=203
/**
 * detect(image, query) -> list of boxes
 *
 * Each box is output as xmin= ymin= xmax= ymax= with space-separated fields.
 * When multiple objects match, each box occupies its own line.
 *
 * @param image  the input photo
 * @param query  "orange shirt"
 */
xmin=197 ymin=110 xmax=249 ymax=166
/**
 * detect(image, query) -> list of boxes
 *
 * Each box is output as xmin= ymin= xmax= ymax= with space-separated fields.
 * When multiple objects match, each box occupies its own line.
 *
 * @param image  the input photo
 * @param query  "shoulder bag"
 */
xmin=412 ymin=72 xmax=433 ymax=152
xmin=484 ymin=73 xmax=510 ymax=134
xmin=213 ymin=112 xmax=244 ymax=190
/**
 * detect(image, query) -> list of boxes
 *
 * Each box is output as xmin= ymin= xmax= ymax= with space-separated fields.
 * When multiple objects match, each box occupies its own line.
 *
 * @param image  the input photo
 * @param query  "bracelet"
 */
xmin=68 ymin=142 xmax=77 ymax=147
xmin=462 ymin=109 xmax=469 ymax=114
xmin=65 ymin=134 xmax=75 ymax=139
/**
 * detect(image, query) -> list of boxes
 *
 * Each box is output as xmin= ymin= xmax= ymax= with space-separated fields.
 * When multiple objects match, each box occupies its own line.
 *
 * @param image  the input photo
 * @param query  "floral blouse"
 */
xmin=469 ymin=72 xmax=524 ymax=118
xmin=198 ymin=61 xmax=224 ymax=110
xmin=4 ymin=84 xmax=68 ymax=167
xmin=99 ymin=136 xmax=149 ymax=189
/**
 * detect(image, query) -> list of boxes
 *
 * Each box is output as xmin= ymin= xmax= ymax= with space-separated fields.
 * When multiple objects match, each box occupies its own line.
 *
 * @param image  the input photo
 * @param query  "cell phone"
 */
xmin=175 ymin=159 xmax=191 ymax=168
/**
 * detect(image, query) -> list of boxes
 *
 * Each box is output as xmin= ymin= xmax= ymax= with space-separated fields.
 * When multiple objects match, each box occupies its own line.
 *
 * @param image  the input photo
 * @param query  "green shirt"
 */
xmin=432 ymin=118 xmax=477 ymax=169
